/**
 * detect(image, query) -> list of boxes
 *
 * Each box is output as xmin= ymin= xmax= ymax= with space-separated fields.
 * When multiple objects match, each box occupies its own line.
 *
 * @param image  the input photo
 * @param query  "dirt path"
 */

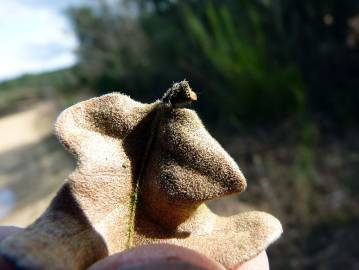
xmin=0 ymin=102 xmax=74 ymax=227
xmin=0 ymin=102 xmax=55 ymax=155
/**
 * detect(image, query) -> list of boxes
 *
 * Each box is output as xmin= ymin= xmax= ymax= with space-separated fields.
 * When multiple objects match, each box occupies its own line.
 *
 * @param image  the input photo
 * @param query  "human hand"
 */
xmin=0 ymin=226 xmax=269 ymax=270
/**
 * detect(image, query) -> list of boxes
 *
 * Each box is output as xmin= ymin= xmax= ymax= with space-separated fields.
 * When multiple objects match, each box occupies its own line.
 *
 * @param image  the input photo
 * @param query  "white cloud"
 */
xmin=0 ymin=1 xmax=79 ymax=81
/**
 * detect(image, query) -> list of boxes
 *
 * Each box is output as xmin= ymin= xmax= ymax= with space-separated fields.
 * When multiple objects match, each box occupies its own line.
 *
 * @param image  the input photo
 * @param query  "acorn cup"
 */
xmin=0 ymin=81 xmax=282 ymax=270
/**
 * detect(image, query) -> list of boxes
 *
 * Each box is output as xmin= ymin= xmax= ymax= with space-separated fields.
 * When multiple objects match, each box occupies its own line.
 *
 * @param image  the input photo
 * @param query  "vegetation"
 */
xmin=67 ymin=0 xmax=359 ymax=129
xmin=0 ymin=69 xmax=77 ymax=114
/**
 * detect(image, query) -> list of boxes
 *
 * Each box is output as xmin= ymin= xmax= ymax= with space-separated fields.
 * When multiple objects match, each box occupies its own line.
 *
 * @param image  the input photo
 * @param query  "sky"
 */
xmin=0 ymin=0 xmax=85 ymax=81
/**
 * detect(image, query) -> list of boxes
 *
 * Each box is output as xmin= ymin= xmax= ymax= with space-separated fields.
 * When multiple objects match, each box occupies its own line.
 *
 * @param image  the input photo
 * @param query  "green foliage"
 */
xmin=184 ymin=2 xmax=305 ymax=124
xmin=67 ymin=5 xmax=151 ymax=96
xmin=67 ymin=0 xmax=359 ymax=128
xmin=0 ymin=69 xmax=71 ymax=92
xmin=0 ymin=69 xmax=77 ymax=114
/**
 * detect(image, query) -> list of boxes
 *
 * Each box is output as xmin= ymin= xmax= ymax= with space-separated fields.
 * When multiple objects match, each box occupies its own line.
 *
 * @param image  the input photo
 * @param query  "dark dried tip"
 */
xmin=162 ymin=80 xmax=197 ymax=107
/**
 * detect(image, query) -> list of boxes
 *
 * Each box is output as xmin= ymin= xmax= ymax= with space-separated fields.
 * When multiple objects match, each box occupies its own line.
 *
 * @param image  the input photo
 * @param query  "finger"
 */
xmin=88 ymin=244 xmax=226 ymax=270
xmin=0 ymin=226 xmax=22 ymax=243
xmin=231 ymin=251 xmax=269 ymax=270
xmin=0 ymin=226 xmax=22 ymax=270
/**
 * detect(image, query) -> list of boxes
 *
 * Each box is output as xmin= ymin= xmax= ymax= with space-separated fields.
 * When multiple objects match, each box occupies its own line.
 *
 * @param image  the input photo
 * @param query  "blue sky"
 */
xmin=0 ymin=0 xmax=85 ymax=81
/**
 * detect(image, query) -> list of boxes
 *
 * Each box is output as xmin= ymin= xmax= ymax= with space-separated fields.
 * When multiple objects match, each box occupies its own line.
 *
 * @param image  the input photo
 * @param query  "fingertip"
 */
xmin=231 ymin=251 xmax=269 ymax=270
xmin=88 ymin=244 xmax=225 ymax=270
xmin=0 ymin=226 xmax=23 ymax=270
xmin=0 ymin=226 xmax=22 ymax=243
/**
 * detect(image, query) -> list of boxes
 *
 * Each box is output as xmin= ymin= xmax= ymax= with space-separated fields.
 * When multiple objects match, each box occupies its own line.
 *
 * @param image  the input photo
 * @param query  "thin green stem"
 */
xmin=125 ymin=104 xmax=162 ymax=249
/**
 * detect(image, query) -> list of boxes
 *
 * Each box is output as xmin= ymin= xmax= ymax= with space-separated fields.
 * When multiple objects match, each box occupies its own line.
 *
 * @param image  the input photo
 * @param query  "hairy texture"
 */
xmin=0 ymin=81 xmax=282 ymax=270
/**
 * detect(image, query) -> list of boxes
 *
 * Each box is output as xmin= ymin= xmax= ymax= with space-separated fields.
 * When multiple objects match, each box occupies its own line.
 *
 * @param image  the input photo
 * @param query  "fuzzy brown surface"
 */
xmin=0 ymin=83 xmax=282 ymax=270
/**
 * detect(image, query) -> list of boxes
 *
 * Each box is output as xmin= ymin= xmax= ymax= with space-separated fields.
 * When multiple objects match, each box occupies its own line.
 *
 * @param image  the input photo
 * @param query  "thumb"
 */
xmin=88 ymin=244 xmax=225 ymax=270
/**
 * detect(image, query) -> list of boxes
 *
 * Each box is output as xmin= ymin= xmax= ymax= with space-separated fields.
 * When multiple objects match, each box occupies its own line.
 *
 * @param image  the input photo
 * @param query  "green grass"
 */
xmin=0 ymin=68 xmax=76 ymax=113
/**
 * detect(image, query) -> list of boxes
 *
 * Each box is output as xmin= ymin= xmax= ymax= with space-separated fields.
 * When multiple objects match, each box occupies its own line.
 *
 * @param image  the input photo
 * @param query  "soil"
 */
xmin=0 ymin=102 xmax=74 ymax=226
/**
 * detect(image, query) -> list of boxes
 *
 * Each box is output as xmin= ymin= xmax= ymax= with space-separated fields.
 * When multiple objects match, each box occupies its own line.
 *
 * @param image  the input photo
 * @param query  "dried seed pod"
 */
xmin=0 ymin=81 xmax=282 ymax=270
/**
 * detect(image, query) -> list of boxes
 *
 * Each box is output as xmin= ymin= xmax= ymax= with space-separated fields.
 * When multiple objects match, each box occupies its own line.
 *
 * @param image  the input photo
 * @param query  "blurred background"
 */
xmin=0 ymin=0 xmax=358 ymax=269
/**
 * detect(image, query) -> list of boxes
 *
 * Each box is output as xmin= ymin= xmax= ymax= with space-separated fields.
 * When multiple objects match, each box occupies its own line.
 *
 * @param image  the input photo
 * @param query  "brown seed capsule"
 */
xmin=0 ymin=81 xmax=282 ymax=270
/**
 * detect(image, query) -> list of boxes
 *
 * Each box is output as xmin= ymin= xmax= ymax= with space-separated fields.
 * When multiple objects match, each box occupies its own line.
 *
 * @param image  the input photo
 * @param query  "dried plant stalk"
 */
xmin=0 ymin=81 xmax=282 ymax=270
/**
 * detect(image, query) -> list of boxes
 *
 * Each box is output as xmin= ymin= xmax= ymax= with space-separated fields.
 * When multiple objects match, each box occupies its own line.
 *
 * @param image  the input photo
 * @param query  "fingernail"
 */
xmin=117 ymin=260 xmax=207 ymax=270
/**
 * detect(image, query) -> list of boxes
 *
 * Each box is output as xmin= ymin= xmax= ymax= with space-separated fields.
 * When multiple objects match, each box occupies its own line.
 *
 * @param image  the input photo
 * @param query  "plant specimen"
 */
xmin=0 ymin=81 xmax=282 ymax=270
